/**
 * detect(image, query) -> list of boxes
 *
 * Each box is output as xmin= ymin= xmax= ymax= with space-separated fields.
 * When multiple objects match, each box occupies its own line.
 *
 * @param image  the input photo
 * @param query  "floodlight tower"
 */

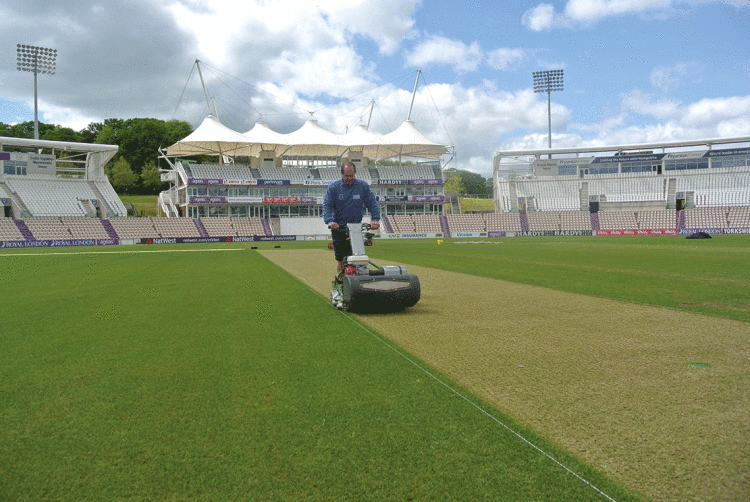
xmin=532 ymin=69 xmax=564 ymax=151
xmin=16 ymin=44 xmax=58 ymax=140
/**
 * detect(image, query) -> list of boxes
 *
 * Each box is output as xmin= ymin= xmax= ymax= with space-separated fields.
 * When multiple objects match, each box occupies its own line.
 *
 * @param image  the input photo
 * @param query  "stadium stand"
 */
xmin=5 ymin=134 xmax=750 ymax=244
xmin=190 ymin=163 xmax=255 ymax=181
xmin=108 ymin=217 xmax=160 ymax=239
xmin=728 ymin=206 xmax=750 ymax=228
xmin=446 ymin=214 xmax=485 ymax=232
xmin=152 ymin=218 xmax=201 ymax=238
xmin=0 ymin=218 xmax=24 ymax=241
xmin=229 ymin=217 xmax=267 ymax=236
xmin=197 ymin=216 xmax=268 ymax=237
xmin=493 ymin=137 xmax=750 ymax=235
xmin=63 ymin=217 xmax=112 ymax=240
xmin=485 ymin=212 xmax=522 ymax=232
xmin=200 ymin=217 xmax=235 ymax=237
xmin=412 ymin=214 xmax=442 ymax=233
xmin=559 ymin=210 xmax=592 ymax=231
xmin=24 ymin=217 xmax=73 ymax=240
xmin=388 ymin=215 xmax=415 ymax=232
xmin=637 ymin=209 xmax=676 ymax=229
xmin=527 ymin=211 xmax=560 ymax=231
xmin=684 ymin=207 xmax=727 ymax=229
xmin=4 ymin=178 xmax=100 ymax=217
xmin=598 ymin=211 xmax=638 ymax=230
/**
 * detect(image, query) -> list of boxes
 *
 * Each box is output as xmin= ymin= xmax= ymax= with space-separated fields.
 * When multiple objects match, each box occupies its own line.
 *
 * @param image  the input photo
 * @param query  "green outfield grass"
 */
xmin=367 ymin=234 xmax=750 ymax=322
xmin=118 ymin=194 xmax=158 ymax=217
xmin=1 ymin=235 xmax=748 ymax=500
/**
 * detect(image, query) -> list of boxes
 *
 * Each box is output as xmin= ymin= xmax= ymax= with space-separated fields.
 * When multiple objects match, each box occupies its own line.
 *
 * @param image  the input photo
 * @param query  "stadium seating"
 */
xmin=412 ymin=214 xmax=442 ymax=232
xmin=598 ymin=211 xmax=638 ymax=230
xmin=152 ymin=218 xmax=201 ymax=238
xmin=4 ymin=178 xmax=100 ymax=217
xmin=728 ymin=206 xmax=750 ymax=228
xmin=558 ymin=211 xmax=592 ymax=231
xmin=108 ymin=217 xmax=160 ymax=239
xmin=63 ymin=217 xmax=112 ymax=240
xmin=190 ymin=163 xmax=255 ymax=181
xmin=376 ymin=165 xmax=434 ymax=180
xmin=684 ymin=207 xmax=728 ymax=229
xmin=200 ymin=217 xmax=236 ymax=237
xmin=92 ymin=181 xmax=128 ymax=216
xmin=446 ymin=214 xmax=485 ymax=232
xmin=24 ymin=217 xmax=73 ymax=240
xmin=229 ymin=217 xmax=267 ymax=236
xmin=637 ymin=210 xmax=676 ymax=229
xmin=387 ymin=215 xmax=415 ymax=232
xmin=485 ymin=212 xmax=522 ymax=232
xmin=527 ymin=212 xmax=560 ymax=231
xmin=0 ymin=218 xmax=24 ymax=241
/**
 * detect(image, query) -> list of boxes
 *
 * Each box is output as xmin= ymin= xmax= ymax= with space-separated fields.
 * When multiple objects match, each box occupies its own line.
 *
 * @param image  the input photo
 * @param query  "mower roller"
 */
xmin=330 ymin=223 xmax=420 ymax=313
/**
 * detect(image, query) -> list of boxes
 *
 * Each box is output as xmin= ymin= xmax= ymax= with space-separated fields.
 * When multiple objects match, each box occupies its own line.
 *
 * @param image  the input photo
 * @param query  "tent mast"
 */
xmin=366 ymin=100 xmax=375 ymax=130
xmin=196 ymin=59 xmax=219 ymax=119
xmin=406 ymin=69 xmax=421 ymax=122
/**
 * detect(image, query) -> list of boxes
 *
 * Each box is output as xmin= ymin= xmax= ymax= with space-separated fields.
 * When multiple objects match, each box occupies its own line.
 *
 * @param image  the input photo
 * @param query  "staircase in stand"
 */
xmin=14 ymin=220 xmax=35 ymax=241
xmin=439 ymin=215 xmax=450 ymax=237
xmin=261 ymin=218 xmax=273 ymax=236
xmin=590 ymin=212 xmax=600 ymax=231
xmin=194 ymin=219 xmax=209 ymax=238
xmin=101 ymin=219 xmax=119 ymax=240
xmin=519 ymin=213 xmax=529 ymax=233
xmin=676 ymin=210 xmax=685 ymax=232
xmin=87 ymin=181 xmax=113 ymax=217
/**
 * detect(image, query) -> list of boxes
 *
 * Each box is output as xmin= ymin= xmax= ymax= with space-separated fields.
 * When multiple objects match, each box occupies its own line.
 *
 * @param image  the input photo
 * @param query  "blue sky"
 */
xmin=2 ymin=0 xmax=749 ymax=177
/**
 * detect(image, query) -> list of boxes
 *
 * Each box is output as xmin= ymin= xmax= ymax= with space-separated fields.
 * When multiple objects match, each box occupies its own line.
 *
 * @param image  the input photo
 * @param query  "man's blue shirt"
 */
xmin=322 ymin=178 xmax=381 ymax=226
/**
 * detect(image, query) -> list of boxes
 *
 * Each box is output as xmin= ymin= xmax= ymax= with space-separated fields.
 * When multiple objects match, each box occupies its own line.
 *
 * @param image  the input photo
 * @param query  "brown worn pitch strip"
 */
xmin=260 ymin=248 xmax=750 ymax=502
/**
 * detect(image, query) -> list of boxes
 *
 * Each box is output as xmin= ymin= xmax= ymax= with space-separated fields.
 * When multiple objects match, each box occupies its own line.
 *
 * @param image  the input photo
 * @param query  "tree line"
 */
xmin=1 ymin=119 xmax=493 ymax=196
xmin=0 ymin=118 xmax=192 ymax=194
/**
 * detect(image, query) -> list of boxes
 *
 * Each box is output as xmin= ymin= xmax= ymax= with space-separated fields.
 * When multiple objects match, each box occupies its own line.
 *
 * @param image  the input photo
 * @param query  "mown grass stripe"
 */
xmin=335 ymin=308 xmax=618 ymax=502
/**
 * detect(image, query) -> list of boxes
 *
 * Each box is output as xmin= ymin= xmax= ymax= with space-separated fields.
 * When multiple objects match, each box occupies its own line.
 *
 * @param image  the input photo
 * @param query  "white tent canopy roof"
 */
xmin=243 ymin=121 xmax=289 ymax=156
xmin=167 ymin=116 xmax=449 ymax=160
xmin=277 ymin=118 xmax=348 ymax=157
xmin=166 ymin=115 xmax=256 ymax=157
xmin=381 ymin=120 xmax=448 ymax=159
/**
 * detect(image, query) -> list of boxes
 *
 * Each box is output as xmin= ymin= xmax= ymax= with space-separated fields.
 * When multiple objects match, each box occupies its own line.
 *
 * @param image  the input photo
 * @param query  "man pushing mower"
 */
xmin=323 ymin=161 xmax=420 ymax=313
xmin=322 ymin=161 xmax=380 ymax=277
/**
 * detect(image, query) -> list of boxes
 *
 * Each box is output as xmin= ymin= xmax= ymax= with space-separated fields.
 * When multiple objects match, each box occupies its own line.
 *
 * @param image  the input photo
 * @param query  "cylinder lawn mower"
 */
xmin=330 ymin=223 xmax=420 ymax=313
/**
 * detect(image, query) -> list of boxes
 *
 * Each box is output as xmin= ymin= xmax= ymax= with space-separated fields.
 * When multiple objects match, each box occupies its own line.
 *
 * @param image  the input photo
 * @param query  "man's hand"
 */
xmin=370 ymin=221 xmax=380 ymax=231
xmin=329 ymin=222 xmax=340 ymax=231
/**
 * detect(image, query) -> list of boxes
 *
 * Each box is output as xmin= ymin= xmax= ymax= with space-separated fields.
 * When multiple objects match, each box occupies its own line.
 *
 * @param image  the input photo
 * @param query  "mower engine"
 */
xmin=331 ymin=223 xmax=420 ymax=313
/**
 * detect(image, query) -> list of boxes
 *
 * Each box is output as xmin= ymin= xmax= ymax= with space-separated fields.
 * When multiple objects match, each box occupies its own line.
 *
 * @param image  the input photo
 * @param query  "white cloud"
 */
xmin=650 ymin=62 xmax=699 ymax=92
xmin=522 ymin=4 xmax=557 ymax=31
xmin=486 ymin=48 xmax=531 ymax=71
xmin=317 ymin=0 xmax=420 ymax=56
xmin=39 ymin=99 xmax=101 ymax=131
xmin=680 ymin=95 xmax=750 ymax=129
xmin=406 ymin=35 xmax=484 ymax=73
xmin=168 ymin=0 xmax=418 ymax=65
xmin=522 ymin=0 xmax=707 ymax=30
xmin=564 ymin=0 xmax=673 ymax=24
xmin=575 ymin=94 xmax=750 ymax=147
xmin=621 ymin=89 xmax=680 ymax=119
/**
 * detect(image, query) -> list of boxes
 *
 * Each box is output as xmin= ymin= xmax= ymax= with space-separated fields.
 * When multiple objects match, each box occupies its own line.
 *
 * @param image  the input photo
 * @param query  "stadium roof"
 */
xmin=166 ymin=115 xmax=257 ymax=157
xmin=494 ymin=136 xmax=750 ymax=159
xmin=166 ymin=115 xmax=448 ymax=160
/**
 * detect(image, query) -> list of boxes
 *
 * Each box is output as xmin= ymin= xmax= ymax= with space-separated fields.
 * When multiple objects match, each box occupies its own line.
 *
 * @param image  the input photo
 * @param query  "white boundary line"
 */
xmin=331 ymin=301 xmax=618 ymax=502
xmin=0 ymin=248 xmax=245 ymax=257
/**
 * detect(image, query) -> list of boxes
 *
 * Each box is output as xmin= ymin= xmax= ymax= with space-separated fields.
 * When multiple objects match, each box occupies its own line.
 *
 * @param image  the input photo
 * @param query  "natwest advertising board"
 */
xmin=595 ymin=228 xmax=678 ymax=236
